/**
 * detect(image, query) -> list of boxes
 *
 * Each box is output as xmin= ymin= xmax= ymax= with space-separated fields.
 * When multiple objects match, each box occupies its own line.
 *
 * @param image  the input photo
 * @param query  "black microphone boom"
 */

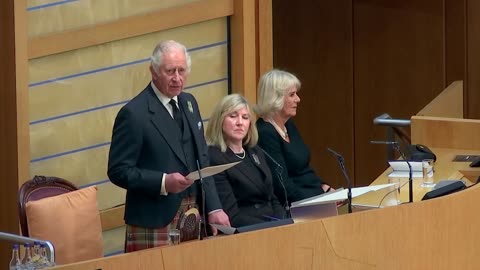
xmin=327 ymin=148 xmax=353 ymax=214
xmin=257 ymin=147 xmax=291 ymax=218
xmin=196 ymin=160 xmax=207 ymax=239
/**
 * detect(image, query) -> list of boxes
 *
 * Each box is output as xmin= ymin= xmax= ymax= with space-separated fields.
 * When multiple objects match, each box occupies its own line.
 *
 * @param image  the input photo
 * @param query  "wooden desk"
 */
xmin=53 ymin=183 xmax=480 ymax=270
xmin=54 ymin=105 xmax=480 ymax=269
xmin=353 ymin=148 xmax=480 ymax=206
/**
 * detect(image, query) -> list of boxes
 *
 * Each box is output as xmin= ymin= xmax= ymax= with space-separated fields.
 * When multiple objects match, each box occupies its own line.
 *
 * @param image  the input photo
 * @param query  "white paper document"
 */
xmin=291 ymin=184 xmax=396 ymax=208
xmin=289 ymin=184 xmax=397 ymax=222
xmin=387 ymin=161 xmax=423 ymax=178
xmin=186 ymin=161 xmax=241 ymax=181
xmin=210 ymin=224 xmax=237 ymax=235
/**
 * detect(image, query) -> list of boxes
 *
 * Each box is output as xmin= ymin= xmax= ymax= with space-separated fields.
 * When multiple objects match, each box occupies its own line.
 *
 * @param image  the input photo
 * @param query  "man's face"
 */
xmin=150 ymin=49 xmax=188 ymax=98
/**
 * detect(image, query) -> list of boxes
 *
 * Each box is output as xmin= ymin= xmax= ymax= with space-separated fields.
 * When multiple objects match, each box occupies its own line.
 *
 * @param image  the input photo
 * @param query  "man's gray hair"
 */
xmin=150 ymin=40 xmax=192 ymax=73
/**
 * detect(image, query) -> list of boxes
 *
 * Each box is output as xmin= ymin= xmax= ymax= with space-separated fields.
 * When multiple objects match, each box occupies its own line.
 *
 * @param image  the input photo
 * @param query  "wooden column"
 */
xmin=230 ymin=0 xmax=258 ymax=103
xmin=257 ymin=0 xmax=273 ymax=78
xmin=0 ymin=0 xmax=29 ymax=266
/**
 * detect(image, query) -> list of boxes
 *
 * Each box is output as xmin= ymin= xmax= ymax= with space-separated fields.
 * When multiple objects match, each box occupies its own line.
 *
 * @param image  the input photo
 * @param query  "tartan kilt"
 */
xmin=125 ymin=196 xmax=201 ymax=252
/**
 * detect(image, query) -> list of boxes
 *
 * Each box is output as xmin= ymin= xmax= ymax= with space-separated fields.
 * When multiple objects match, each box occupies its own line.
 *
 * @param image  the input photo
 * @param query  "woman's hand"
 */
xmin=322 ymin=184 xmax=334 ymax=193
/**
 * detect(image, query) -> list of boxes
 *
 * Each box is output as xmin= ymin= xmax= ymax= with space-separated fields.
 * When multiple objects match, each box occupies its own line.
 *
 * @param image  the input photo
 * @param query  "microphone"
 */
xmin=258 ymin=147 xmax=283 ymax=174
xmin=370 ymin=140 xmax=413 ymax=203
xmin=370 ymin=140 xmax=399 ymax=145
xmin=196 ymin=160 xmax=207 ymax=239
xmin=257 ymin=147 xmax=291 ymax=218
xmin=326 ymin=148 xmax=353 ymax=213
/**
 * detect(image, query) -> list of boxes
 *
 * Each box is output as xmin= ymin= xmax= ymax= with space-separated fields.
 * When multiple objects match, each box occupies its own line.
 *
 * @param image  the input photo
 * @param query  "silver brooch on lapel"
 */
xmin=252 ymin=153 xmax=260 ymax=165
xmin=187 ymin=101 xmax=194 ymax=113
xmin=197 ymin=121 xmax=202 ymax=130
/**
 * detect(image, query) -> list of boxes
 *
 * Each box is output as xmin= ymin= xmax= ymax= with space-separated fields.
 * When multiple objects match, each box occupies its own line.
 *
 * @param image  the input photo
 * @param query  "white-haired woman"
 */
xmin=255 ymin=69 xmax=332 ymax=206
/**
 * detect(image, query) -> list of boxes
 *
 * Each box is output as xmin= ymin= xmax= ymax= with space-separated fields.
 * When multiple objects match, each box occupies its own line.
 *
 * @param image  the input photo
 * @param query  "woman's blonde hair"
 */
xmin=206 ymin=94 xmax=258 ymax=152
xmin=255 ymin=69 xmax=301 ymax=118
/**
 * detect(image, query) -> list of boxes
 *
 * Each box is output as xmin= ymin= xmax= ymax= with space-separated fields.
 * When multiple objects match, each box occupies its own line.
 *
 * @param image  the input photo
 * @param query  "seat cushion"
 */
xmin=26 ymin=186 xmax=103 ymax=265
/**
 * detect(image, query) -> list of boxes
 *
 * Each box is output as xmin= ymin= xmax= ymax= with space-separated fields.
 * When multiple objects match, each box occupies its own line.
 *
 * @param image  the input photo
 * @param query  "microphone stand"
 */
xmin=258 ymin=147 xmax=291 ymax=218
xmin=391 ymin=143 xmax=413 ymax=203
xmin=370 ymin=141 xmax=413 ymax=203
xmin=327 ymin=148 xmax=352 ymax=213
xmin=196 ymin=160 xmax=207 ymax=240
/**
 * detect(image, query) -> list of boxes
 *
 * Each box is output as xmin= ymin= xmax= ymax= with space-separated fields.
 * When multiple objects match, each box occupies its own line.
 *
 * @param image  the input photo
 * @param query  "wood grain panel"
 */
xmin=466 ymin=0 xmax=480 ymax=119
xmin=230 ymin=0 xmax=258 ymax=103
xmin=411 ymin=116 xmax=480 ymax=150
xmin=27 ymin=0 xmax=199 ymax=38
xmin=0 ymin=0 xmax=28 ymax=267
xmin=55 ymin=184 xmax=480 ymax=270
xmin=257 ymin=0 xmax=273 ymax=77
xmin=416 ymin=80 xmax=463 ymax=118
xmin=272 ymin=0 xmax=353 ymax=189
xmin=354 ymin=0 xmax=445 ymax=186
xmin=28 ymin=0 xmax=234 ymax=59
xmin=100 ymin=206 xmax=125 ymax=231
xmin=0 ymin=0 xmax=18 ymax=264
xmin=445 ymin=0 xmax=466 ymax=86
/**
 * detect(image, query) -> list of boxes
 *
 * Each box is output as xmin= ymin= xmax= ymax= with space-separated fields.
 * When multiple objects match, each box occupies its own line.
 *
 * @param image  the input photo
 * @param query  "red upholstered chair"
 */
xmin=18 ymin=175 xmax=78 ymax=237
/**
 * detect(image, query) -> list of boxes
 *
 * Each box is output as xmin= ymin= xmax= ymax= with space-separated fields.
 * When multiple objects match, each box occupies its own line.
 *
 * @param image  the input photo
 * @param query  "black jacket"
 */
xmin=208 ymin=145 xmax=286 ymax=227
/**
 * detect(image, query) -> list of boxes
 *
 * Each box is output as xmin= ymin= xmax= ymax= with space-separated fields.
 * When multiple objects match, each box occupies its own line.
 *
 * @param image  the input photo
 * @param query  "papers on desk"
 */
xmin=291 ymin=184 xmax=396 ymax=208
xmin=186 ymin=161 xmax=241 ymax=181
xmin=289 ymin=184 xmax=397 ymax=222
xmin=387 ymin=161 xmax=423 ymax=178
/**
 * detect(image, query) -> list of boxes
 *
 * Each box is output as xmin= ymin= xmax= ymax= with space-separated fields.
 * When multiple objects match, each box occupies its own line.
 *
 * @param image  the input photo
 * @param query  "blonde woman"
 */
xmin=206 ymin=94 xmax=286 ymax=227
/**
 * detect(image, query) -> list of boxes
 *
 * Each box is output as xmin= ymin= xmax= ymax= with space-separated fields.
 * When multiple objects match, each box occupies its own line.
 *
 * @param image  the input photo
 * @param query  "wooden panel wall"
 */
xmin=445 ymin=0 xmax=466 ymax=86
xmin=1 ymin=0 xmax=266 ymax=265
xmin=0 ymin=0 xmax=18 ymax=262
xmin=466 ymin=0 xmax=480 ymax=119
xmin=272 ymin=0 xmax=474 ymax=188
xmin=353 ymin=0 xmax=446 ymax=186
xmin=0 ymin=0 xmax=29 ymax=266
xmin=272 ymin=0 xmax=354 ymax=189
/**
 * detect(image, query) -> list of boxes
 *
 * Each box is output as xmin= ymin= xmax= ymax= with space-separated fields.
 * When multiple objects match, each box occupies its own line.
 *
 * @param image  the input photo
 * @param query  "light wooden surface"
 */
xmin=416 ymin=80 xmax=463 ymax=118
xmin=53 ymin=184 xmax=480 ymax=270
xmin=257 ymin=0 xmax=273 ymax=77
xmin=99 ymin=206 xmax=124 ymax=231
xmin=364 ymin=148 xmax=480 ymax=204
xmin=323 ymin=184 xmax=480 ymax=270
xmin=412 ymin=116 xmax=480 ymax=150
xmin=28 ymin=0 xmax=234 ymax=59
xmin=230 ymin=0 xmax=258 ymax=104
xmin=54 ymin=98 xmax=480 ymax=269
xmin=364 ymin=111 xmax=480 ymax=204
xmin=0 ymin=0 xmax=29 ymax=266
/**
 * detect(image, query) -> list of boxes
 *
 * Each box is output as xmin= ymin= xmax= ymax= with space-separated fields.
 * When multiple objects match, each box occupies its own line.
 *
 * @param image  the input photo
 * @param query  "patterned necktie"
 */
xmin=169 ymin=99 xmax=183 ymax=132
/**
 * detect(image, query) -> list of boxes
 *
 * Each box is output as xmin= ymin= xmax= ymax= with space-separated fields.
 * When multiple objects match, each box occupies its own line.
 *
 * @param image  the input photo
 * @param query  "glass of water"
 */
xmin=388 ymin=177 xmax=402 ymax=204
xmin=168 ymin=229 xmax=180 ymax=245
xmin=422 ymin=159 xmax=435 ymax=187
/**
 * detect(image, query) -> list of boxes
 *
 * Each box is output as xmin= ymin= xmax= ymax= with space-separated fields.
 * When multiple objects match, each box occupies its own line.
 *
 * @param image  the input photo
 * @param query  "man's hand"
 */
xmin=208 ymin=210 xmax=230 ymax=235
xmin=164 ymin=173 xmax=194 ymax=193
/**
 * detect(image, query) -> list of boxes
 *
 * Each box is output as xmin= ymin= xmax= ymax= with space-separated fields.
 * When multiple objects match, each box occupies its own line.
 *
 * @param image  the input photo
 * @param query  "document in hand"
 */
xmin=186 ymin=161 xmax=241 ymax=181
xmin=290 ymin=184 xmax=397 ymax=222
xmin=388 ymin=161 xmax=423 ymax=178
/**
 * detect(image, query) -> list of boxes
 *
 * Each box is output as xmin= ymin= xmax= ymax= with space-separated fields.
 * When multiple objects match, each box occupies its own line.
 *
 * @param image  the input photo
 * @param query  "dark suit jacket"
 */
xmin=256 ymin=118 xmax=324 ymax=206
xmin=208 ymin=145 xmax=286 ymax=227
xmin=108 ymin=83 xmax=222 ymax=228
